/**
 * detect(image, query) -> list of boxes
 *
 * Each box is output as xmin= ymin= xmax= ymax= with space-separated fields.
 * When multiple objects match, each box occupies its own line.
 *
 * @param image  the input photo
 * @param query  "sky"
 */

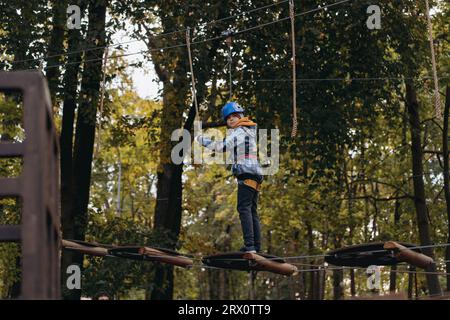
xmin=111 ymin=30 xmax=162 ymax=101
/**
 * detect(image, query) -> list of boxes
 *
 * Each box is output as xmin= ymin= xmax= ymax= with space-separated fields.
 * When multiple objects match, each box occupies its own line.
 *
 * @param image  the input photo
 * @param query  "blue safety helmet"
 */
xmin=221 ymin=102 xmax=244 ymax=121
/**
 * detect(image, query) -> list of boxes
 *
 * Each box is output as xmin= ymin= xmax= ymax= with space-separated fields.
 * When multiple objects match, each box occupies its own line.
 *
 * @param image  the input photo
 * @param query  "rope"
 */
xmin=425 ymin=0 xmax=442 ymax=120
xmin=222 ymin=30 xmax=233 ymax=100
xmin=186 ymin=27 xmax=200 ymax=122
xmin=289 ymin=0 xmax=297 ymax=138
xmin=124 ymin=242 xmax=450 ymax=264
xmin=288 ymin=264 xmax=450 ymax=277
xmin=197 ymin=242 xmax=450 ymax=263
xmin=101 ymin=253 xmax=450 ymax=277
xmin=11 ymin=0 xmax=352 ymax=73
xmin=8 ymin=0 xmax=291 ymax=68
xmin=73 ymin=240 xmax=450 ymax=279
xmin=94 ymin=47 xmax=109 ymax=159
xmin=237 ymin=76 xmax=450 ymax=82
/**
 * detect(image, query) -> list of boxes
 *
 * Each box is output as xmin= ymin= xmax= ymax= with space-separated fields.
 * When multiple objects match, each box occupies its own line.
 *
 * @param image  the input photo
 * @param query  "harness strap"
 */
xmin=237 ymin=154 xmax=258 ymax=159
xmin=243 ymin=179 xmax=262 ymax=192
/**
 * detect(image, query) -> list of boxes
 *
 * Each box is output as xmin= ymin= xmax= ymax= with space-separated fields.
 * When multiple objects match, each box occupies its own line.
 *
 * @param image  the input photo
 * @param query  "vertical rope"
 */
xmin=425 ymin=0 xmax=442 ymax=120
xmin=227 ymin=36 xmax=233 ymax=100
xmin=289 ymin=0 xmax=298 ymax=138
xmin=221 ymin=30 xmax=234 ymax=100
xmin=116 ymin=147 xmax=122 ymax=214
xmin=186 ymin=27 xmax=200 ymax=121
xmin=94 ymin=47 xmax=109 ymax=158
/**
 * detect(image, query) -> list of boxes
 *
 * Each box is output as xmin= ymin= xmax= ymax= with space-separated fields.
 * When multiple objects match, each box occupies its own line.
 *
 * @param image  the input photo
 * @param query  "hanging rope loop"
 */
xmin=289 ymin=0 xmax=297 ymax=138
xmin=99 ymin=47 xmax=109 ymax=117
xmin=186 ymin=27 xmax=200 ymax=123
xmin=94 ymin=46 xmax=109 ymax=158
xmin=425 ymin=0 xmax=442 ymax=121
xmin=221 ymin=29 xmax=234 ymax=100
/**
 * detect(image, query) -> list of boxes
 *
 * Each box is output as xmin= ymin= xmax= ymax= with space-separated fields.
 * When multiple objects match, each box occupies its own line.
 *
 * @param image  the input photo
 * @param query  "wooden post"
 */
xmin=0 ymin=71 xmax=60 ymax=299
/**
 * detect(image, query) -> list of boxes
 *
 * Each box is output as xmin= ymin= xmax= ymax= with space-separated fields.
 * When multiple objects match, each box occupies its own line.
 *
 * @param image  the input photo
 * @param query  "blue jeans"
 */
xmin=237 ymin=181 xmax=261 ymax=251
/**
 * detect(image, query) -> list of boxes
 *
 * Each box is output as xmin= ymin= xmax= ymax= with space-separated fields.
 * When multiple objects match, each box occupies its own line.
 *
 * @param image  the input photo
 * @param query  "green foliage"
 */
xmin=82 ymin=213 xmax=156 ymax=299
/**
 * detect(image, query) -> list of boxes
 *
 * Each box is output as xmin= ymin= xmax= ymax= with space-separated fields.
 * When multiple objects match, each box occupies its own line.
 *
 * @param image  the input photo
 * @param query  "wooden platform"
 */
xmin=62 ymin=239 xmax=194 ymax=268
xmin=202 ymin=252 xmax=298 ymax=276
xmin=325 ymin=242 xmax=426 ymax=268
xmin=108 ymin=246 xmax=194 ymax=268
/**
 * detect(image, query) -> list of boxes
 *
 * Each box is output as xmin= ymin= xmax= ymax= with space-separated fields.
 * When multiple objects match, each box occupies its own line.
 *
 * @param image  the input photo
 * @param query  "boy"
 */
xmin=195 ymin=102 xmax=263 ymax=253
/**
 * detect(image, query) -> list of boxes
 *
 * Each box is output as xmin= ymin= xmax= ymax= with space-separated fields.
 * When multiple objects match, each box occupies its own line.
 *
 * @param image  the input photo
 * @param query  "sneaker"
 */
xmin=239 ymin=246 xmax=257 ymax=253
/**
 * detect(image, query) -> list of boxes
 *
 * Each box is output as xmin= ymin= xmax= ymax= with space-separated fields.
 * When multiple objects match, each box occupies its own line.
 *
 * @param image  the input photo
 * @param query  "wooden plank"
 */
xmin=0 ymin=143 xmax=24 ymax=157
xmin=383 ymin=241 xmax=434 ymax=269
xmin=138 ymin=247 xmax=193 ymax=268
xmin=0 ymin=178 xmax=21 ymax=196
xmin=0 ymin=225 xmax=21 ymax=242
xmin=62 ymin=239 xmax=109 ymax=257
xmin=21 ymin=74 xmax=46 ymax=299
xmin=243 ymin=253 xmax=298 ymax=276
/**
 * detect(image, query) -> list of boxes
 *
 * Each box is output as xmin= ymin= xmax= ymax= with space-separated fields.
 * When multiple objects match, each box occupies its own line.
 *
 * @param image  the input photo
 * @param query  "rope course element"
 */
xmin=61 ymin=238 xmax=450 ymax=299
xmin=185 ymin=27 xmax=200 ymax=122
xmin=289 ymin=0 xmax=298 ymax=138
xmin=8 ymin=0 xmax=353 ymax=72
xmin=288 ymin=264 xmax=450 ymax=277
xmin=94 ymin=47 xmax=109 ymax=158
xmin=62 ymin=239 xmax=450 ymax=276
xmin=221 ymin=29 xmax=234 ymax=100
xmin=424 ymin=0 xmax=443 ymax=120
xmin=236 ymin=76 xmax=450 ymax=83
xmin=6 ymin=0 xmax=292 ymax=68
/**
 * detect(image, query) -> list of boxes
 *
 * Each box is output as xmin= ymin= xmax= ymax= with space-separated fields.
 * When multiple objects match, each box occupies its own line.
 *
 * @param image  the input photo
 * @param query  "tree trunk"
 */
xmin=405 ymin=82 xmax=441 ymax=295
xmin=390 ymin=199 xmax=401 ymax=292
xmin=332 ymin=268 xmax=344 ymax=300
xmin=350 ymin=269 xmax=356 ymax=297
xmin=45 ymin=0 xmax=67 ymax=108
xmin=344 ymin=153 xmax=356 ymax=297
xmin=66 ymin=0 xmax=108 ymax=300
xmin=443 ymin=85 xmax=450 ymax=292
xmin=306 ymin=221 xmax=314 ymax=299
xmin=60 ymin=0 xmax=86 ymax=300
xmin=140 ymin=0 xmax=229 ymax=299
xmin=408 ymin=266 xmax=414 ymax=299
xmin=150 ymin=162 xmax=183 ymax=299
xmin=149 ymin=97 xmax=203 ymax=299
xmin=390 ymin=265 xmax=398 ymax=293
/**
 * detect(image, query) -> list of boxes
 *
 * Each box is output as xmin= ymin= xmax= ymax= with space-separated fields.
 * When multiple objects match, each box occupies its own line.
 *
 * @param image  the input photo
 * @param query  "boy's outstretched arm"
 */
xmin=195 ymin=129 xmax=241 ymax=153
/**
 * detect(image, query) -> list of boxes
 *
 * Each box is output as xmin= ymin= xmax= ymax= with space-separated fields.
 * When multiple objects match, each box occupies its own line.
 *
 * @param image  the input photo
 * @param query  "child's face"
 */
xmin=226 ymin=113 xmax=241 ymax=127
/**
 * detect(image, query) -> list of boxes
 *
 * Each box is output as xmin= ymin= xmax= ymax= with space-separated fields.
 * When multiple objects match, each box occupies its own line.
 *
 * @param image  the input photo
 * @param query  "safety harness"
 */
xmin=231 ymin=117 xmax=262 ymax=192
xmin=243 ymin=179 xmax=262 ymax=192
